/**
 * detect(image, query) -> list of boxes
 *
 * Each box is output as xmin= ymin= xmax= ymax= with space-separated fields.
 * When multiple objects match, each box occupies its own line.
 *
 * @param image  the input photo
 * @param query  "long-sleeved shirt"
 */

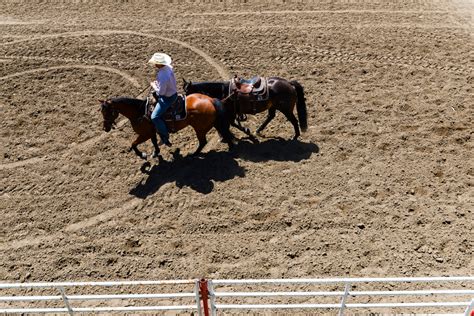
xmin=153 ymin=65 xmax=177 ymax=97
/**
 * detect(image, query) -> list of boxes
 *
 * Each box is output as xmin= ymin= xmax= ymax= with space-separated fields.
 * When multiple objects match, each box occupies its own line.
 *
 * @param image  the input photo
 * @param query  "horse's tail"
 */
xmin=212 ymin=98 xmax=234 ymax=145
xmin=290 ymin=80 xmax=308 ymax=132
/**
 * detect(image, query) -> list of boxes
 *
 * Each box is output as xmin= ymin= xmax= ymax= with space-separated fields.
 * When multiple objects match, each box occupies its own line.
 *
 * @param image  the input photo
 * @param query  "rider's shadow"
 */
xmin=129 ymin=150 xmax=245 ymax=197
xmin=235 ymin=137 xmax=319 ymax=162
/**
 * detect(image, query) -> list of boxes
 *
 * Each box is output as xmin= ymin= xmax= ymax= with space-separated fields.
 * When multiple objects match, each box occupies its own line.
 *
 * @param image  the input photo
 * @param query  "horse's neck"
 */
xmin=194 ymin=82 xmax=229 ymax=98
xmin=114 ymin=99 xmax=142 ymax=119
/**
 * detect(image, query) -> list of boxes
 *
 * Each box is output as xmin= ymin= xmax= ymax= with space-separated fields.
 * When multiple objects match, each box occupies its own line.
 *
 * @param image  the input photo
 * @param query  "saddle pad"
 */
xmin=164 ymin=94 xmax=187 ymax=121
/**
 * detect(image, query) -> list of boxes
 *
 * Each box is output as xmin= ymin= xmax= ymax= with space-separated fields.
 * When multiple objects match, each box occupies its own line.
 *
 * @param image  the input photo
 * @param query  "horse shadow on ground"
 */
xmin=129 ymin=149 xmax=245 ymax=197
xmin=129 ymin=138 xmax=319 ymax=198
xmin=234 ymin=137 xmax=319 ymax=163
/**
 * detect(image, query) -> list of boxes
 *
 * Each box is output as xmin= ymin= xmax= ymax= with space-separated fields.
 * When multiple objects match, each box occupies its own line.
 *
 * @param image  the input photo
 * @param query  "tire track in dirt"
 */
xmin=63 ymin=199 xmax=142 ymax=233
xmin=1 ymin=54 xmax=142 ymax=68
xmin=302 ymin=45 xmax=472 ymax=75
xmin=2 ymin=188 xmax=221 ymax=251
xmin=0 ymin=19 xmax=44 ymax=25
xmin=180 ymin=24 xmax=470 ymax=31
xmin=221 ymin=23 xmax=470 ymax=74
xmin=0 ymin=115 xmax=133 ymax=171
xmin=0 ymin=30 xmax=229 ymax=79
xmin=0 ymin=65 xmax=140 ymax=170
xmin=182 ymin=10 xmax=454 ymax=16
xmin=0 ymin=64 xmax=140 ymax=86
xmin=0 ymin=229 xmax=273 ymax=252
xmin=0 ymin=199 xmax=143 ymax=251
xmin=190 ymin=25 xmax=469 ymax=75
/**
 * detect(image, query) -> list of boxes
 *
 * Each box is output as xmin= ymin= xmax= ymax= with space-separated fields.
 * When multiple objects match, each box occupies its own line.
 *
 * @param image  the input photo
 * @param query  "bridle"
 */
xmin=101 ymin=101 xmax=119 ymax=130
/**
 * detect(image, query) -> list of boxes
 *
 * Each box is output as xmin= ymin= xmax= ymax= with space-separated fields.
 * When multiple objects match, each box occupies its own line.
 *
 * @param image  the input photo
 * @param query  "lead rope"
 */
xmin=136 ymin=85 xmax=150 ymax=98
xmin=143 ymin=87 xmax=153 ymax=118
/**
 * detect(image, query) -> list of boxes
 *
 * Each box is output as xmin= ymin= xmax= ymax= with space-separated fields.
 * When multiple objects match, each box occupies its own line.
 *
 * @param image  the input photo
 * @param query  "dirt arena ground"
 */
xmin=1 ymin=0 xmax=473 ymax=313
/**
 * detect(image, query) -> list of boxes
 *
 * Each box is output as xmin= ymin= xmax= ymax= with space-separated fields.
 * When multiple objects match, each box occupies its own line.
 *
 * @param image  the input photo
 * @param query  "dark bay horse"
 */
xmin=99 ymin=94 xmax=233 ymax=160
xmin=183 ymin=77 xmax=308 ymax=140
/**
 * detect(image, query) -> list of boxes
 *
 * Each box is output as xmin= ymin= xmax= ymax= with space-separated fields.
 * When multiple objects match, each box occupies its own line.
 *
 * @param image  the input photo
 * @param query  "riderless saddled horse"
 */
xmin=99 ymin=93 xmax=234 ymax=160
xmin=183 ymin=76 xmax=308 ymax=140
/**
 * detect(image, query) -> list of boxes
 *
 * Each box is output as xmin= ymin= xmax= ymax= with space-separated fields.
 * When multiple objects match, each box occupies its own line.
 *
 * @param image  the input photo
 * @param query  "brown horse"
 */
xmin=183 ymin=77 xmax=308 ymax=140
xmin=99 ymin=94 xmax=233 ymax=160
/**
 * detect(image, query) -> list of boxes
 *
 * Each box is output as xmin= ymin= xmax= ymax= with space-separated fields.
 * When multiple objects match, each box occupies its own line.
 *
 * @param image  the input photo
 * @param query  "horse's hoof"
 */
xmin=141 ymin=153 xmax=147 ymax=160
xmin=140 ymin=161 xmax=151 ymax=174
xmin=191 ymin=151 xmax=205 ymax=158
xmin=156 ymin=155 xmax=164 ymax=163
xmin=227 ymin=139 xmax=239 ymax=151
xmin=152 ymin=151 xmax=160 ymax=158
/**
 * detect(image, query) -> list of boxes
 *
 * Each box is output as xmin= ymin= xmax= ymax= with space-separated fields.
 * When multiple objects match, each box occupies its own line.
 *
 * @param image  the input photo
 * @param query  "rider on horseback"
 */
xmin=148 ymin=52 xmax=178 ymax=147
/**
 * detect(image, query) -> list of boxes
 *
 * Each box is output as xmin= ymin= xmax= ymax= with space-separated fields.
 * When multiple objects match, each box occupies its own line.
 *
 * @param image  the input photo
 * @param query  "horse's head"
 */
xmin=182 ymin=78 xmax=193 ymax=95
xmin=99 ymin=99 xmax=119 ymax=132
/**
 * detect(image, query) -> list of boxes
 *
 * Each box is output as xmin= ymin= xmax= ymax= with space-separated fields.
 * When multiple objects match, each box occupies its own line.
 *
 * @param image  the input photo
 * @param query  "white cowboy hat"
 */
xmin=148 ymin=53 xmax=172 ymax=66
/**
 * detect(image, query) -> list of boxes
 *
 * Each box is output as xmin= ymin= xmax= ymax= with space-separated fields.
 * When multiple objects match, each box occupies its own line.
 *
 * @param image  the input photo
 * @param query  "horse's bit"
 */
xmin=101 ymin=102 xmax=118 ymax=128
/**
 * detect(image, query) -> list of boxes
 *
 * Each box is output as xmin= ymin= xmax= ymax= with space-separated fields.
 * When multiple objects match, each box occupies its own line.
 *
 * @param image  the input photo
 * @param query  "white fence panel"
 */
xmin=210 ymin=277 xmax=474 ymax=315
xmin=0 ymin=277 xmax=472 ymax=315
xmin=0 ymin=279 xmax=203 ymax=315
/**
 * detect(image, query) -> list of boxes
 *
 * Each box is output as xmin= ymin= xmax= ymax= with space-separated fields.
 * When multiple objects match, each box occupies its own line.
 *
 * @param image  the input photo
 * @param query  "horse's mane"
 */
xmin=110 ymin=96 xmax=145 ymax=107
xmin=192 ymin=81 xmax=228 ymax=86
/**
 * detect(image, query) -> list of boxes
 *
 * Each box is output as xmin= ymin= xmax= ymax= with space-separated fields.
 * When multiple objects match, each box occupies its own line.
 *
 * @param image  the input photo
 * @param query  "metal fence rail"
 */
xmin=0 ymin=277 xmax=473 ymax=315
xmin=0 ymin=279 xmax=203 ymax=316
xmin=209 ymin=277 xmax=474 ymax=316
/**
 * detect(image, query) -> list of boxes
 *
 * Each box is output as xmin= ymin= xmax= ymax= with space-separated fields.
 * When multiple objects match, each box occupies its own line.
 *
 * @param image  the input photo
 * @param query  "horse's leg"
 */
xmin=231 ymin=120 xmax=259 ymax=143
xmin=190 ymin=127 xmax=210 ymax=156
xmin=281 ymin=110 xmax=300 ymax=140
xmin=130 ymin=134 xmax=150 ymax=160
xmin=150 ymin=134 xmax=161 ymax=159
xmin=256 ymin=108 xmax=276 ymax=135
xmin=190 ymin=121 xmax=212 ymax=156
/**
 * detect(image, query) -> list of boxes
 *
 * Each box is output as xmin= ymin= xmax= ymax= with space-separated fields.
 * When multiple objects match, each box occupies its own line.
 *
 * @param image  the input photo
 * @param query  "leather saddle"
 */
xmin=146 ymin=94 xmax=187 ymax=123
xmin=230 ymin=76 xmax=268 ymax=96
xmin=228 ymin=76 xmax=269 ymax=114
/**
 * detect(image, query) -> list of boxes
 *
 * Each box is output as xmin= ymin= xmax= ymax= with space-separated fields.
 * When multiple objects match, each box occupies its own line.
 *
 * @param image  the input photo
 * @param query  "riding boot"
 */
xmin=159 ymin=134 xmax=172 ymax=147
xmin=163 ymin=139 xmax=172 ymax=147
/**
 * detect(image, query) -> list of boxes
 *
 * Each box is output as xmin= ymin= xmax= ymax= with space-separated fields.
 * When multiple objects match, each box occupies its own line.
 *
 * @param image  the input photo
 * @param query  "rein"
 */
xmin=222 ymin=90 xmax=247 ymax=122
xmin=136 ymin=85 xmax=151 ymax=98
xmin=221 ymin=90 xmax=237 ymax=103
xmin=101 ymin=103 xmax=119 ymax=128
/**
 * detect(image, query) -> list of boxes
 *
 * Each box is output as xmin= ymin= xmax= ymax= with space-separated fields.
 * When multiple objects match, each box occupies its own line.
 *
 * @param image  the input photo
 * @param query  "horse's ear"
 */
xmin=98 ymin=99 xmax=104 ymax=103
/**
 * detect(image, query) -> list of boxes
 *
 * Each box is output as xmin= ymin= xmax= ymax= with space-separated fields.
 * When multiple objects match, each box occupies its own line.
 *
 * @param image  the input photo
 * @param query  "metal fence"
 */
xmin=0 ymin=277 xmax=473 ymax=315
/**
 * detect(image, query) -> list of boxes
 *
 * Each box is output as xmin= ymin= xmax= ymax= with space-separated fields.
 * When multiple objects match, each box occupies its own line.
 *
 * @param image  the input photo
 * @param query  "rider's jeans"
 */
xmin=151 ymin=93 xmax=178 ymax=142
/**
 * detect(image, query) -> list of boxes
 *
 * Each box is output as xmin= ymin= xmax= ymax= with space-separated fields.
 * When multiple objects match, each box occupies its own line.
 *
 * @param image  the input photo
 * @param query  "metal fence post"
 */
xmin=199 ymin=279 xmax=211 ymax=316
xmin=337 ymin=283 xmax=351 ymax=316
xmin=208 ymin=280 xmax=217 ymax=316
xmin=58 ymin=286 xmax=73 ymax=316
xmin=464 ymin=298 xmax=474 ymax=316
xmin=194 ymin=280 xmax=203 ymax=316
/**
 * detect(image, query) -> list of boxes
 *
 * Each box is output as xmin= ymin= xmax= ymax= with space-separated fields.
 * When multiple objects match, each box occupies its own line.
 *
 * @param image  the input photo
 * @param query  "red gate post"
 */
xmin=199 ymin=279 xmax=211 ymax=316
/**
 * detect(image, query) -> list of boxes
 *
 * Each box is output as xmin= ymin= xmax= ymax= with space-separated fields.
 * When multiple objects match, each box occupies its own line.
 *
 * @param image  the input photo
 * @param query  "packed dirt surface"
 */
xmin=1 ymin=0 xmax=473 ymax=313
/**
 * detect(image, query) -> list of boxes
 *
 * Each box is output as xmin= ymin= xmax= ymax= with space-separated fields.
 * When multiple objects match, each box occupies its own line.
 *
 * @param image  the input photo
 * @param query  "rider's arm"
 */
xmin=150 ymin=80 xmax=159 ymax=92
